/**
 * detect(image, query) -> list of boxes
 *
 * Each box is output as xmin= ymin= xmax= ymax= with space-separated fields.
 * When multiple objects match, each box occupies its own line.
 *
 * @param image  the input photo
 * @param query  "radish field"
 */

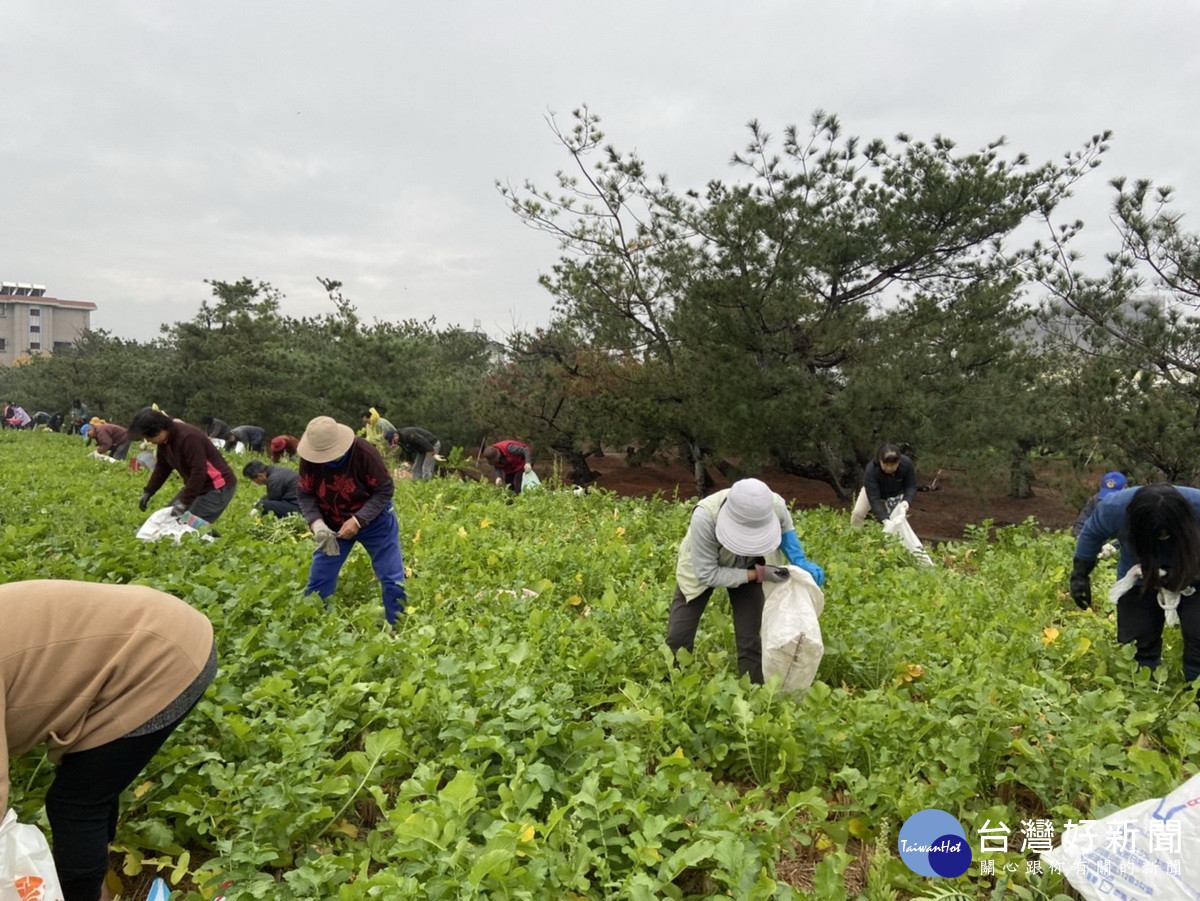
xmin=3 ymin=431 xmax=1197 ymax=900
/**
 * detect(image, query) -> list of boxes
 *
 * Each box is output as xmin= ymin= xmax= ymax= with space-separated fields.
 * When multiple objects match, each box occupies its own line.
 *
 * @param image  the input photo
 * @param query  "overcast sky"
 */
xmin=3 ymin=1 xmax=1197 ymax=342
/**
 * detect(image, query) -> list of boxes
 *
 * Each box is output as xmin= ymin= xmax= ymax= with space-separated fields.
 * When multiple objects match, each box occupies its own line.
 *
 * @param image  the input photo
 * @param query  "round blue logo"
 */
xmin=897 ymin=809 xmax=971 ymax=878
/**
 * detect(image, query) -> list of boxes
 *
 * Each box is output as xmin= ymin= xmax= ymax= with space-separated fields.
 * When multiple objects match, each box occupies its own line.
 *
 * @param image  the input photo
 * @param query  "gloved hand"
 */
xmin=755 ymin=563 xmax=790 ymax=584
xmin=433 ymin=454 xmax=446 ymax=462
xmin=495 ymin=476 xmax=504 ymax=487
xmin=312 ymin=521 xmax=341 ymax=556
xmin=138 ymin=491 xmax=151 ymax=512
xmin=798 ymin=560 xmax=826 ymax=587
xmin=524 ymin=463 xmax=533 ymax=473
xmin=1070 ymin=557 xmax=1096 ymax=610
xmin=170 ymin=501 xmax=188 ymax=519
xmin=1099 ymin=542 xmax=1118 ymax=560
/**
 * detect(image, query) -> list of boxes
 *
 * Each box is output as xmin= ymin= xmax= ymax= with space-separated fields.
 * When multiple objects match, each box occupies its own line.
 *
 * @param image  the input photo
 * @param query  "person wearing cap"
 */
xmin=242 ymin=460 xmax=301 ymax=517
xmin=1071 ymin=483 xmax=1200 ymax=683
xmin=665 ymin=478 xmax=826 ymax=683
xmin=128 ymin=407 xmax=237 ymax=527
xmin=297 ymin=416 xmax=408 ymax=625
xmin=850 ymin=443 xmax=918 ymax=527
xmin=1072 ymin=471 xmax=1127 ymax=538
xmin=482 ymin=440 xmax=534 ymax=493
xmin=269 ymin=434 xmax=299 ymax=464
xmin=1 ymin=580 xmax=216 ymax=901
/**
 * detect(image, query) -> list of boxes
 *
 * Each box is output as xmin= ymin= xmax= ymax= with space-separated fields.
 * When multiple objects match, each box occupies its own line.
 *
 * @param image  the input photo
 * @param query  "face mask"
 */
xmin=324 ymin=448 xmax=351 ymax=468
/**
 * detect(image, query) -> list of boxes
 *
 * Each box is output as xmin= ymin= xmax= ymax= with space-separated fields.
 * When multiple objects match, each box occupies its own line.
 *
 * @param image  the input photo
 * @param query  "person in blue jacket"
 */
xmin=1071 ymin=483 xmax=1200 ymax=681
xmin=665 ymin=478 xmax=825 ymax=683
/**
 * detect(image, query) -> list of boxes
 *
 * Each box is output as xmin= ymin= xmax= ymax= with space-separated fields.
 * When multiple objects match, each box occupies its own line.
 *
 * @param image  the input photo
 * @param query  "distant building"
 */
xmin=0 ymin=282 xmax=97 ymax=365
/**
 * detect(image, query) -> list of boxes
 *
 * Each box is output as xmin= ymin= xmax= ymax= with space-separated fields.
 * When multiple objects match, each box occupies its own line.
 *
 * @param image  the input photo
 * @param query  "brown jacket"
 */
xmin=144 ymin=420 xmax=236 ymax=507
xmin=1 ymin=581 xmax=214 ymax=811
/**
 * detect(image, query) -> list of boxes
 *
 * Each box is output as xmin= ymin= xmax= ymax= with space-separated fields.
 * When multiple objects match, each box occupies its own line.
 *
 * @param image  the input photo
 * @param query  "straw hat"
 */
xmin=297 ymin=416 xmax=355 ymax=463
xmin=714 ymin=478 xmax=781 ymax=555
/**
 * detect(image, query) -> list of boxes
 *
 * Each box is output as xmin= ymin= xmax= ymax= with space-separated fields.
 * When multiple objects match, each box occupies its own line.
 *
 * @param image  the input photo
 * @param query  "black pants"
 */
xmin=46 ymin=719 xmax=185 ymax=901
xmin=1117 ymin=583 xmax=1200 ymax=681
xmin=665 ymin=581 xmax=766 ymax=683
xmin=260 ymin=498 xmax=301 ymax=517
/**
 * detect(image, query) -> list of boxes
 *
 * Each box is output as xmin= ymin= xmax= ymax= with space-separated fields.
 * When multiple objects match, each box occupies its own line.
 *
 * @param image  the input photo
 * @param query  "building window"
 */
xmin=0 ymin=338 xmax=6 ymax=351
xmin=53 ymin=341 xmax=72 ymax=351
xmin=28 ymin=308 xmax=40 ymax=317
xmin=28 ymin=342 xmax=40 ymax=350
xmin=29 ymin=325 xmax=40 ymax=333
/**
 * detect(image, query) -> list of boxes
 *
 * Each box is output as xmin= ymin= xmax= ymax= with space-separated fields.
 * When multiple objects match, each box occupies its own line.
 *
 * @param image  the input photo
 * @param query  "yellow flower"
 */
xmin=1042 ymin=627 xmax=1060 ymax=646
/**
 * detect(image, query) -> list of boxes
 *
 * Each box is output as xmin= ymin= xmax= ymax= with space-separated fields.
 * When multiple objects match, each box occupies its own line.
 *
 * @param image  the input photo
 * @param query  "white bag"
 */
xmin=136 ymin=508 xmax=214 ymax=544
xmin=760 ymin=566 xmax=825 ymax=695
xmin=87 ymin=451 xmax=120 ymax=464
xmin=0 ymin=809 xmax=65 ymax=901
xmin=1041 ymin=771 xmax=1200 ymax=899
xmin=522 ymin=470 xmax=542 ymax=490
xmin=881 ymin=501 xmax=934 ymax=566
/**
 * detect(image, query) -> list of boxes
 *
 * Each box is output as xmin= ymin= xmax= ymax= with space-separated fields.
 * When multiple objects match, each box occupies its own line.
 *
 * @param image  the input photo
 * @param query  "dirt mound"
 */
xmin=579 ymin=454 xmax=1078 ymax=542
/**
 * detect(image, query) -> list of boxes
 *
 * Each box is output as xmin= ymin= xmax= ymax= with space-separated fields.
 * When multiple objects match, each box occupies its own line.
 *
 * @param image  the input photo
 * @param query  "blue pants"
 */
xmin=304 ymin=507 xmax=407 ymax=624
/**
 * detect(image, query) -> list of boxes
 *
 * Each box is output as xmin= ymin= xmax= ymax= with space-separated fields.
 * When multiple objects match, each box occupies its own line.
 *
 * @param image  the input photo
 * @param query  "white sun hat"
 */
xmin=715 ymin=478 xmax=782 ymax=555
xmin=297 ymin=416 xmax=356 ymax=463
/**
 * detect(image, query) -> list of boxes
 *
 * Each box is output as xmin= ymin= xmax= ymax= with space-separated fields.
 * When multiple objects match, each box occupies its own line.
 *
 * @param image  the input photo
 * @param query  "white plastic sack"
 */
xmin=760 ymin=565 xmax=825 ymax=695
xmin=881 ymin=501 xmax=934 ymax=566
xmin=523 ymin=470 xmax=542 ymax=490
xmin=136 ymin=508 xmax=214 ymax=544
xmin=210 ymin=438 xmax=244 ymax=453
xmin=0 ymin=809 xmax=65 ymax=901
xmin=1041 ymin=771 xmax=1200 ymax=900
xmin=87 ymin=450 xmax=120 ymax=464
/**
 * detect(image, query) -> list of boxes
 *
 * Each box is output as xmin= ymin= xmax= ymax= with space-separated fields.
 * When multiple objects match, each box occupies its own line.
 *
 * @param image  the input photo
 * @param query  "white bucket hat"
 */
xmin=297 ymin=416 xmax=356 ymax=463
xmin=715 ymin=478 xmax=781 ymax=555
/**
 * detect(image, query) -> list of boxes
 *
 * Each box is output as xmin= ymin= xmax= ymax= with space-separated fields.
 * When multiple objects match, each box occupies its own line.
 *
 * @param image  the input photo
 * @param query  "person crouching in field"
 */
xmin=269 ymin=434 xmax=298 ymax=463
xmin=850 ymin=443 xmax=918 ymax=527
xmin=1 ymin=580 xmax=216 ymax=901
xmin=243 ymin=460 xmax=301 ymax=517
xmin=128 ymin=407 xmax=237 ymax=530
xmin=1072 ymin=483 xmax=1200 ymax=683
xmin=482 ymin=440 xmax=533 ymax=493
xmin=297 ymin=416 xmax=408 ymax=627
xmin=666 ymin=478 xmax=826 ymax=683
xmin=85 ymin=421 xmax=132 ymax=460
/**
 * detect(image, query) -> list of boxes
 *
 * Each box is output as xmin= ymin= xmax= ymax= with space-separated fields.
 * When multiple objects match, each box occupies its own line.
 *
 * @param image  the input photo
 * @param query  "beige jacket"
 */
xmin=1 ymin=580 xmax=214 ymax=810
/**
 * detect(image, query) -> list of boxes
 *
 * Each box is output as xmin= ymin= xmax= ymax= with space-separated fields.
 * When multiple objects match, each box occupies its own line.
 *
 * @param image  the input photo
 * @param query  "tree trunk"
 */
xmin=551 ymin=441 xmax=601 ymax=486
xmin=1009 ymin=441 xmax=1035 ymax=499
xmin=778 ymin=460 xmax=849 ymax=501
xmin=683 ymin=439 xmax=715 ymax=496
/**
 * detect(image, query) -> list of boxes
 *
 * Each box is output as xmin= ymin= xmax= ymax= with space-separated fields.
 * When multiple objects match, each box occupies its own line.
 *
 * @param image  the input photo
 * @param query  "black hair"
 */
xmin=243 ymin=461 xmax=269 ymax=479
xmin=876 ymin=443 xmax=903 ymax=465
xmin=1127 ymin=484 xmax=1200 ymax=595
xmin=128 ymin=407 xmax=172 ymax=439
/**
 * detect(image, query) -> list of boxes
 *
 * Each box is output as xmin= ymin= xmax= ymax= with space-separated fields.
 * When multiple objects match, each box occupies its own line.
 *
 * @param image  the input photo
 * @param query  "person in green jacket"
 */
xmin=665 ymin=478 xmax=825 ymax=683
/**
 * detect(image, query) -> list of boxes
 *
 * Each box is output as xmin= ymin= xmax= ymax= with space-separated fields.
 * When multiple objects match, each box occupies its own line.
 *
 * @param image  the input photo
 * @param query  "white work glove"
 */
xmin=1099 ymin=542 xmax=1118 ymax=560
xmin=311 ymin=521 xmax=341 ymax=556
xmin=523 ymin=463 xmax=533 ymax=473
xmin=495 ymin=477 xmax=504 ymax=486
